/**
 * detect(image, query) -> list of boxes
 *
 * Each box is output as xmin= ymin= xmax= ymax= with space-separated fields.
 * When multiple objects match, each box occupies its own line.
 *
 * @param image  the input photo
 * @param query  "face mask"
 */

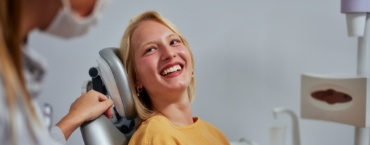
xmin=45 ymin=0 xmax=110 ymax=39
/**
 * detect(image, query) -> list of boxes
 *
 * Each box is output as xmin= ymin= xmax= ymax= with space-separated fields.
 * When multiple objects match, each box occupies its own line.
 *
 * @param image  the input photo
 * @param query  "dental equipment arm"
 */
xmin=272 ymin=107 xmax=301 ymax=145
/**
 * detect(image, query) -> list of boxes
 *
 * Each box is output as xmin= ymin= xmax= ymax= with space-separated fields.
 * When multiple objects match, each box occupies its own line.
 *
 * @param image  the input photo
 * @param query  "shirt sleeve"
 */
xmin=50 ymin=126 xmax=67 ymax=145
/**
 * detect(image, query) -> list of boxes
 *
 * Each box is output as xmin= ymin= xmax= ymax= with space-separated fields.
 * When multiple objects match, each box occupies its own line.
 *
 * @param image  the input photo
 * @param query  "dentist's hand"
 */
xmin=69 ymin=90 xmax=113 ymax=121
xmin=56 ymin=90 xmax=113 ymax=140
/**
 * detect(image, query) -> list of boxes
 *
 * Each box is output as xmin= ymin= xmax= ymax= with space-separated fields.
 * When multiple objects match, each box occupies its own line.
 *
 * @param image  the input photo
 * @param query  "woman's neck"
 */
xmin=155 ymin=103 xmax=193 ymax=126
xmin=152 ymin=93 xmax=193 ymax=126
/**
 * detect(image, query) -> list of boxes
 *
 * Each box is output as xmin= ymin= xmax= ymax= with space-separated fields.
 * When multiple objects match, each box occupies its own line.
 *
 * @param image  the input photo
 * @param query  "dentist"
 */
xmin=0 ymin=0 xmax=114 ymax=145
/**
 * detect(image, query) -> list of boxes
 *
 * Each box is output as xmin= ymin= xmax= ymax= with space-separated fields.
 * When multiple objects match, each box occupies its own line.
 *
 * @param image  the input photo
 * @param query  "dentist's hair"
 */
xmin=0 ymin=0 xmax=42 ymax=144
xmin=119 ymin=11 xmax=196 ymax=121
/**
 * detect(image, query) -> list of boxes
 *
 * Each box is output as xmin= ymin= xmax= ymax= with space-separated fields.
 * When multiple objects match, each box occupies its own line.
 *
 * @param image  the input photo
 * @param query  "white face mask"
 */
xmin=45 ymin=0 xmax=110 ymax=39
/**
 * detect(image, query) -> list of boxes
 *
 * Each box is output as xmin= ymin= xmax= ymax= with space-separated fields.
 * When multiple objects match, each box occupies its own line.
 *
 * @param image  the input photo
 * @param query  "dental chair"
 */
xmin=80 ymin=47 xmax=137 ymax=145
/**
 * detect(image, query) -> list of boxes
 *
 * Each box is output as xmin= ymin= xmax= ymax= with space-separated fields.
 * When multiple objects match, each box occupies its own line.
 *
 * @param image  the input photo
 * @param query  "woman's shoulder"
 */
xmin=136 ymin=115 xmax=174 ymax=134
xmin=197 ymin=118 xmax=230 ymax=142
xmin=128 ymin=115 xmax=178 ymax=145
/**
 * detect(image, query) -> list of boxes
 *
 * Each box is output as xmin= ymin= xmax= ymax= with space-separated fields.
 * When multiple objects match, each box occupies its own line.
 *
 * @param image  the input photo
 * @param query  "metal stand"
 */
xmin=355 ymin=13 xmax=370 ymax=145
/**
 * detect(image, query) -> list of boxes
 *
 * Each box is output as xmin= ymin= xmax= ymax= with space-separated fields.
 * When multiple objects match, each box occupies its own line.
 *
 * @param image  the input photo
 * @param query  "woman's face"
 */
xmin=131 ymin=20 xmax=193 ymax=100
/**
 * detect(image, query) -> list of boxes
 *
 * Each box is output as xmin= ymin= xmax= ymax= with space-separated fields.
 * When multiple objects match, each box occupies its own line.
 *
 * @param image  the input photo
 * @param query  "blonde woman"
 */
xmin=0 ymin=0 xmax=113 ymax=144
xmin=120 ymin=11 xmax=229 ymax=145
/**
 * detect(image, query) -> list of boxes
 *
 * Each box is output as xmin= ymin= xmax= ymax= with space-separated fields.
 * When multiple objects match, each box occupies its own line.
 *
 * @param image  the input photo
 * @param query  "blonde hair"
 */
xmin=0 ymin=0 xmax=42 ymax=144
xmin=119 ymin=11 xmax=196 ymax=120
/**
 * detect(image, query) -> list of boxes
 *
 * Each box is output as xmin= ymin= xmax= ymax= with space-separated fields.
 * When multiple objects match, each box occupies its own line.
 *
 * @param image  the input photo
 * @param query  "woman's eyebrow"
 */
xmin=140 ymin=40 xmax=156 ymax=50
xmin=167 ymin=33 xmax=178 ymax=39
xmin=139 ymin=33 xmax=178 ymax=50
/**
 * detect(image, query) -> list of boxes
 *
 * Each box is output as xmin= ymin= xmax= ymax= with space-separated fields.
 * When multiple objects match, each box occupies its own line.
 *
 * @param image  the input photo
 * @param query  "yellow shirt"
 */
xmin=128 ymin=115 xmax=229 ymax=145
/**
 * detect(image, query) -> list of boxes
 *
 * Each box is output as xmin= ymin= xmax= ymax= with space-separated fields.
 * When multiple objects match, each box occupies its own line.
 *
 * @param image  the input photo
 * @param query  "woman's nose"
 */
xmin=160 ymin=45 xmax=176 ymax=61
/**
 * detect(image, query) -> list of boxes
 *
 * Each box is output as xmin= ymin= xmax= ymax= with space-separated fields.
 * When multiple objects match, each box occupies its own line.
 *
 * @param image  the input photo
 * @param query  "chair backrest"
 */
xmin=80 ymin=47 xmax=137 ymax=145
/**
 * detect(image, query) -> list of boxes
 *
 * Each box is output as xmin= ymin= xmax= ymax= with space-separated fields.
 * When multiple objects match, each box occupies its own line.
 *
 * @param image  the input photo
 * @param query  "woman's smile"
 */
xmin=160 ymin=63 xmax=184 ymax=76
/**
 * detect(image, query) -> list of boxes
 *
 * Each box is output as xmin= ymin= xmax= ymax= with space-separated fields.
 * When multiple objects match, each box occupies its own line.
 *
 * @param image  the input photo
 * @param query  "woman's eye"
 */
xmin=144 ymin=47 xmax=156 ymax=54
xmin=170 ymin=39 xmax=181 ymax=46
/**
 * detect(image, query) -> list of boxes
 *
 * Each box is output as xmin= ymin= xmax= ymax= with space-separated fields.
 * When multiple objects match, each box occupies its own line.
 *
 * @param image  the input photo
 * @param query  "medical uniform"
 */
xmin=0 ymin=47 xmax=66 ymax=145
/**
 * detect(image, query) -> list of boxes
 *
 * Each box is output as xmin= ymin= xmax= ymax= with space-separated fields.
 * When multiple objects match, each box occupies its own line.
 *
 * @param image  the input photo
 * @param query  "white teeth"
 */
xmin=161 ymin=65 xmax=182 ymax=75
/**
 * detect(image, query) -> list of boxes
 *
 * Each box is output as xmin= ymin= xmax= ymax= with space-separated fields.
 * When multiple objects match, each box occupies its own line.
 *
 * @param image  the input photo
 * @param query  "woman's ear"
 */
xmin=135 ymin=80 xmax=143 ymax=88
xmin=135 ymin=81 xmax=143 ymax=96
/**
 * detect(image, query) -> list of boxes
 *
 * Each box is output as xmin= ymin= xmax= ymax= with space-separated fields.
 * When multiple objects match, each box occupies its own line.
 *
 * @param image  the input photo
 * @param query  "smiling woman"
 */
xmin=119 ymin=11 xmax=229 ymax=145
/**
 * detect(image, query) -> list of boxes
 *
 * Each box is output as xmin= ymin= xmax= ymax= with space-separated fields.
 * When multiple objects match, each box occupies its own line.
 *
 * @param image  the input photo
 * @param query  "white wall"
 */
xmin=30 ymin=1 xmax=358 ymax=145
